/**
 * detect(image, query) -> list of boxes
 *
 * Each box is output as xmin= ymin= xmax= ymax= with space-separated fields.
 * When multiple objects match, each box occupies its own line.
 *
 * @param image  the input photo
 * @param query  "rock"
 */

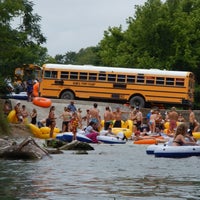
xmin=45 ymin=139 xmax=66 ymax=148
xmin=73 ymin=150 xmax=88 ymax=155
xmin=0 ymin=137 xmax=50 ymax=160
xmin=59 ymin=140 xmax=94 ymax=151
xmin=45 ymin=148 xmax=63 ymax=154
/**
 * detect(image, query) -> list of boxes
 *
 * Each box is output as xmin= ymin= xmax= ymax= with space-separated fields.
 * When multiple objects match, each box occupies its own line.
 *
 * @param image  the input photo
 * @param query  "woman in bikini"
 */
xmin=48 ymin=106 xmax=56 ymax=138
xmin=173 ymin=123 xmax=197 ymax=146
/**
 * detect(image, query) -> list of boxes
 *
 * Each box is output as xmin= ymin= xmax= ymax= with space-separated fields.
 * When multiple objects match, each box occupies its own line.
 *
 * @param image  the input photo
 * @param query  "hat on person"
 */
xmin=33 ymin=80 xmax=37 ymax=83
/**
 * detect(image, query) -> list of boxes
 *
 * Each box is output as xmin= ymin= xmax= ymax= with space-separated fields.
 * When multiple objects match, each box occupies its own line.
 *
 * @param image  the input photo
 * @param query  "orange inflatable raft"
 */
xmin=32 ymin=81 xmax=39 ymax=97
xmin=133 ymin=136 xmax=165 ymax=145
xmin=32 ymin=97 xmax=52 ymax=108
xmin=134 ymin=139 xmax=157 ymax=145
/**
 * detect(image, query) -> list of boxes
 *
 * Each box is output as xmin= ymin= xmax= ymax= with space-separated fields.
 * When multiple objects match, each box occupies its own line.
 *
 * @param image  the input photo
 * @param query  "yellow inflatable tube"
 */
xmin=28 ymin=124 xmax=59 ymax=139
xmin=7 ymin=110 xmax=18 ymax=123
xmin=192 ymin=132 xmax=200 ymax=139
xmin=112 ymin=127 xmax=132 ymax=139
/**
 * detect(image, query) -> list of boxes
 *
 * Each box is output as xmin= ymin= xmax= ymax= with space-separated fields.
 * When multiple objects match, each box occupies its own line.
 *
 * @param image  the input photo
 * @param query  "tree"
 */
xmin=98 ymin=0 xmax=200 ymax=83
xmin=54 ymin=47 xmax=101 ymax=66
xmin=0 ymin=0 xmax=47 ymax=78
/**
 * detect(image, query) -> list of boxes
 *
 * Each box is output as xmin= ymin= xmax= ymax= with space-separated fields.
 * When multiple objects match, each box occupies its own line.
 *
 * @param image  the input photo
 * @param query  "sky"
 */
xmin=33 ymin=0 xmax=146 ymax=56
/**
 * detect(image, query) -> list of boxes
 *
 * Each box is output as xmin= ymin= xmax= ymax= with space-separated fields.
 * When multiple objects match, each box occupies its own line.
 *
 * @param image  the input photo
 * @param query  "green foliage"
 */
xmin=0 ymin=101 xmax=10 ymax=135
xmin=97 ymin=0 xmax=200 ymax=82
xmin=194 ymin=85 xmax=200 ymax=109
xmin=0 ymin=0 xmax=47 ymax=77
xmin=0 ymin=75 xmax=11 ymax=98
xmin=54 ymin=47 xmax=101 ymax=66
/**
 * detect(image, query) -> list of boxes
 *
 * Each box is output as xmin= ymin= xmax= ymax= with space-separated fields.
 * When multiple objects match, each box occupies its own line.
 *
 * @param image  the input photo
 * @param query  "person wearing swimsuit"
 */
xmin=173 ymin=123 xmax=198 ymax=146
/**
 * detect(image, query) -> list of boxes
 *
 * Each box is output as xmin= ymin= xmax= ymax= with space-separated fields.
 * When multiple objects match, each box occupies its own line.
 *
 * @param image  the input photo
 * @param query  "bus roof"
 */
xmin=43 ymin=63 xmax=192 ymax=77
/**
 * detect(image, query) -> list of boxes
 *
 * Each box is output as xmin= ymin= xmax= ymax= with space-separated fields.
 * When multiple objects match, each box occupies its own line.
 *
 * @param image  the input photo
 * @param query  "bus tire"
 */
xmin=129 ymin=96 xmax=145 ymax=108
xmin=60 ymin=91 xmax=74 ymax=100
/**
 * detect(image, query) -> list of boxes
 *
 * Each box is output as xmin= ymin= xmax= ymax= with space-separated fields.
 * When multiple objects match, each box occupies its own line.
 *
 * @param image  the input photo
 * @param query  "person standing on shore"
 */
xmin=48 ymin=106 xmax=56 ymax=138
xmin=30 ymin=108 xmax=37 ymax=125
xmin=21 ymin=105 xmax=29 ymax=123
xmin=59 ymin=107 xmax=71 ymax=132
xmin=69 ymin=112 xmax=79 ymax=141
xmin=67 ymin=101 xmax=77 ymax=113
xmin=112 ymin=107 xmax=129 ymax=128
xmin=89 ymin=103 xmax=101 ymax=127
xmin=189 ymin=107 xmax=200 ymax=132
xmin=103 ymin=106 xmax=113 ymax=130
xmin=14 ymin=101 xmax=23 ymax=123
xmin=168 ymin=107 xmax=178 ymax=134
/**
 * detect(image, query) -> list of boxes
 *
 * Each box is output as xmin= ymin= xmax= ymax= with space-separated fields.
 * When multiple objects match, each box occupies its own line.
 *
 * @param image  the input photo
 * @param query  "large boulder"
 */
xmin=0 ymin=137 xmax=50 ymax=160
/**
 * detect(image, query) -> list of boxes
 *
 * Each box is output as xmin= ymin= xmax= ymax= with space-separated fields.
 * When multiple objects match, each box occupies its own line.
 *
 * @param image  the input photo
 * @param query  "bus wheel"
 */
xmin=129 ymin=96 xmax=145 ymax=108
xmin=60 ymin=91 xmax=74 ymax=100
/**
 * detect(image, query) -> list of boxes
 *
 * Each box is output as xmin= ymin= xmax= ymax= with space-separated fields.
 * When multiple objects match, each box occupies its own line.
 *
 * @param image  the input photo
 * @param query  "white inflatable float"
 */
xmin=153 ymin=145 xmax=200 ymax=158
xmin=97 ymin=135 xmax=126 ymax=144
xmin=56 ymin=132 xmax=92 ymax=143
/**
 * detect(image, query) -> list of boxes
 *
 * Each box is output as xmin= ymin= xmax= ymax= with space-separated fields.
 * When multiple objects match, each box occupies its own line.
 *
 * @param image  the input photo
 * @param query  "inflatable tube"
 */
xmin=56 ymin=132 xmax=92 ymax=143
xmin=192 ymin=132 xmax=200 ymax=139
xmin=123 ymin=120 xmax=133 ymax=130
xmin=38 ymin=132 xmax=58 ymax=139
xmin=134 ymin=139 xmax=157 ymax=145
xmin=29 ymin=123 xmax=42 ymax=137
xmin=8 ymin=92 xmax=28 ymax=100
xmin=146 ymin=144 xmax=162 ymax=155
xmin=154 ymin=145 xmax=200 ymax=158
xmin=112 ymin=128 xmax=132 ymax=139
xmin=29 ymin=124 xmax=58 ymax=139
xmin=32 ymin=97 xmax=52 ymax=108
xmin=97 ymin=135 xmax=126 ymax=144
xmin=33 ymin=82 xmax=39 ymax=97
xmin=7 ymin=110 xmax=18 ymax=123
xmin=40 ymin=127 xmax=60 ymax=135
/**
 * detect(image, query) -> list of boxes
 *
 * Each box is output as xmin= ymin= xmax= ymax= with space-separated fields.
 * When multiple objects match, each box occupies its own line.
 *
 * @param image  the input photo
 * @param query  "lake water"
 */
xmin=0 ymin=142 xmax=200 ymax=200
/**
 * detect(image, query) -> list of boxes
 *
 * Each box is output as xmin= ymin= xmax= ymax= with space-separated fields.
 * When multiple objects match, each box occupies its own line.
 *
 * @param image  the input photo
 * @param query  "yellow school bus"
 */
xmin=15 ymin=64 xmax=42 ymax=82
xmin=39 ymin=63 xmax=195 ymax=108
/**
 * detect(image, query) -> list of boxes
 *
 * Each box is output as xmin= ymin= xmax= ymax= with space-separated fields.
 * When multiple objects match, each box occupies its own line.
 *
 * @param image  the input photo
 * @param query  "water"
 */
xmin=0 ymin=142 xmax=200 ymax=200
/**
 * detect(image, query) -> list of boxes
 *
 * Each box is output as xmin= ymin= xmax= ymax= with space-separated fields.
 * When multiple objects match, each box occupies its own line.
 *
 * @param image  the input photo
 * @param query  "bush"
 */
xmin=0 ymin=100 xmax=10 ymax=135
xmin=194 ymin=85 xmax=200 ymax=109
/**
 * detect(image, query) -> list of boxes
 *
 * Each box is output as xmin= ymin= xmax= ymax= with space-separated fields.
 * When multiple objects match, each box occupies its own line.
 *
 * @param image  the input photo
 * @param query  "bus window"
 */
xmin=117 ymin=74 xmax=126 ymax=83
xmin=176 ymin=78 xmax=184 ymax=86
xmin=146 ymin=76 xmax=155 ymax=84
xmin=98 ymin=73 xmax=106 ymax=81
xmin=156 ymin=77 xmax=164 ymax=85
xmin=89 ymin=73 xmax=97 ymax=81
xmin=137 ymin=75 xmax=144 ymax=83
xmin=108 ymin=74 xmax=116 ymax=82
xmin=52 ymin=71 xmax=57 ymax=78
xmin=70 ymin=72 xmax=78 ymax=80
xmin=61 ymin=71 xmax=69 ymax=79
xmin=127 ymin=75 xmax=135 ymax=83
xmin=44 ymin=71 xmax=57 ymax=78
xmin=166 ymin=78 xmax=174 ymax=86
xmin=44 ymin=71 xmax=51 ymax=78
xmin=80 ymin=72 xmax=87 ymax=80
